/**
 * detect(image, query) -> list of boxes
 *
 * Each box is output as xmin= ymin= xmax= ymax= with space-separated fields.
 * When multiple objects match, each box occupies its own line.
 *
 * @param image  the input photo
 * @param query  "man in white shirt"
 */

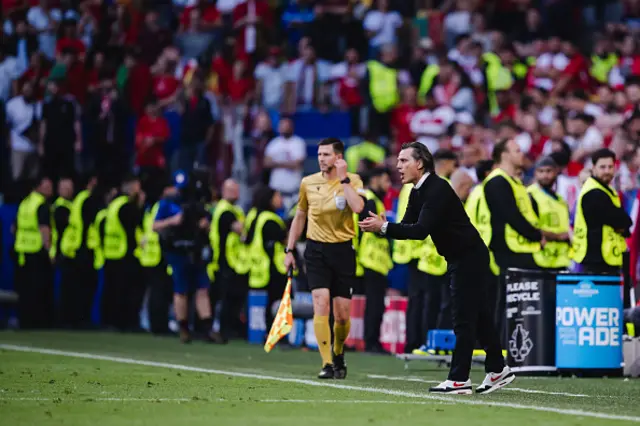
xmin=285 ymin=42 xmax=331 ymax=112
xmin=254 ymin=47 xmax=288 ymax=111
xmin=0 ymin=48 xmax=21 ymax=102
xmin=6 ymin=81 xmax=41 ymax=181
xmin=363 ymin=1 xmax=402 ymax=51
xmin=264 ymin=118 xmax=307 ymax=210
xmin=27 ymin=0 xmax=58 ymax=60
xmin=410 ymin=95 xmax=456 ymax=153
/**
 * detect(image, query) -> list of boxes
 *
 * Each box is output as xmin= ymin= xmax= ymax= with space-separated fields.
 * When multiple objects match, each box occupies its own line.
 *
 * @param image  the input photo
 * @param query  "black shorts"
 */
xmin=304 ymin=239 xmax=357 ymax=299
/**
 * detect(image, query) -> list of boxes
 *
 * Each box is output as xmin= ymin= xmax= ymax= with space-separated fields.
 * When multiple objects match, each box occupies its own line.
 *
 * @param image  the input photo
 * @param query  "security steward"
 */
xmin=358 ymin=168 xmax=392 ymax=354
xmin=408 ymin=151 xmax=455 ymax=355
xmin=527 ymin=157 xmax=571 ymax=270
xmin=101 ymin=174 xmax=145 ymax=331
xmin=154 ymin=170 xmax=219 ymax=343
xmin=573 ymin=148 xmax=632 ymax=274
xmin=59 ymin=175 xmax=100 ymax=328
xmin=285 ymin=137 xmax=366 ymax=379
xmin=364 ymin=44 xmax=401 ymax=140
xmin=141 ymin=181 xmax=173 ymax=335
xmin=13 ymin=176 xmax=54 ymax=329
xmin=209 ymin=178 xmax=245 ymax=342
xmin=246 ymin=186 xmax=288 ymax=332
xmin=478 ymin=139 xmax=567 ymax=333
xmin=50 ymin=177 xmax=73 ymax=263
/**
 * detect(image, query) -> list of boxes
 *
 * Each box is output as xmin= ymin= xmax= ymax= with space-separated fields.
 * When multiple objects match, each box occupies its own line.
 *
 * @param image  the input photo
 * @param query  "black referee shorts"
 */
xmin=304 ymin=239 xmax=357 ymax=299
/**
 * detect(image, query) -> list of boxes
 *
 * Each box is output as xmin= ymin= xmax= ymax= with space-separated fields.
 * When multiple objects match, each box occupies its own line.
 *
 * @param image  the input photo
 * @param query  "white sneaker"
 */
xmin=475 ymin=366 xmax=515 ymax=395
xmin=428 ymin=379 xmax=472 ymax=395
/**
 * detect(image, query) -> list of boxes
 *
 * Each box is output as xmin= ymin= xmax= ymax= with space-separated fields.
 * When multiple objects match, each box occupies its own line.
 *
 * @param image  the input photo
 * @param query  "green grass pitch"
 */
xmin=1 ymin=331 xmax=639 ymax=425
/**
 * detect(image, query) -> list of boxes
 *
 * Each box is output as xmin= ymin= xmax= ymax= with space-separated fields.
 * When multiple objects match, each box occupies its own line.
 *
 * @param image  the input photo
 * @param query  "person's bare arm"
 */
xmin=286 ymin=209 xmax=307 ymax=251
xmin=153 ymin=213 xmax=183 ymax=231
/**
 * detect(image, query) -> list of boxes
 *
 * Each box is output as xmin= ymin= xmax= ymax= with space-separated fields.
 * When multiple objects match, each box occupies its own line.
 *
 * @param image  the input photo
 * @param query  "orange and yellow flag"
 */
xmin=264 ymin=277 xmax=294 ymax=353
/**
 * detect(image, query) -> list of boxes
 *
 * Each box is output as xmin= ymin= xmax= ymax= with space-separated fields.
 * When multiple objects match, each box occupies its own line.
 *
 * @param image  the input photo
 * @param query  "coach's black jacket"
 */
xmin=386 ymin=173 xmax=485 ymax=262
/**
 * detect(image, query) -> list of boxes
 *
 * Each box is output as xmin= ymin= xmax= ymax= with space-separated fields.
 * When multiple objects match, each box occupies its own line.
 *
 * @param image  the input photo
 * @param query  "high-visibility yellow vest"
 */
xmin=483 ymin=52 xmax=513 ymax=116
xmin=249 ymin=211 xmax=287 ymax=289
xmin=572 ymin=177 xmax=627 ymax=267
xmin=466 ymin=184 xmax=500 ymax=276
xmin=50 ymin=197 xmax=72 ymax=259
xmin=89 ymin=209 xmax=107 ymax=270
xmin=103 ymin=196 xmax=130 ymax=260
xmin=345 ymin=141 xmax=387 ymax=174
xmin=418 ymin=64 xmax=440 ymax=103
xmin=139 ymin=202 xmax=162 ymax=268
xmin=14 ymin=191 xmax=46 ymax=254
xmin=352 ymin=208 xmax=364 ymax=277
xmin=590 ymin=53 xmax=618 ymax=83
xmin=367 ymin=60 xmax=399 ymax=113
xmin=527 ymin=184 xmax=571 ymax=269
xmin=416 ymin=177 xmax=451 ymax=276
xmin=208 ymin=199 xmax=245 ymax=280
xmin=477 ymin=168 xmax=540 ymax=254
xmin=60 ymin=190 xmax=90 ymax=259
xmin=358 ymin=190 xmax=393 ymax=276
xmin=392 ymin=184 xmax=419 ymax=264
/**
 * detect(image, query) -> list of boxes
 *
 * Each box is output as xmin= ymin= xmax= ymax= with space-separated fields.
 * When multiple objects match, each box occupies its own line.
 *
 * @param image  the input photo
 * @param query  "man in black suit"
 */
xmin=359 ymin=142 xmax=514 ymax=395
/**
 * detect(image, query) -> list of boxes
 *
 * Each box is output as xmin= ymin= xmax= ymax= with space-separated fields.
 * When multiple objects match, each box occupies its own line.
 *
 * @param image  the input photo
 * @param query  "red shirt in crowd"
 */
xmin=66 ymin=61 xmax=88 ymax=105
xmin=181 ymin=5 xmax=221 ymax=30
xmin=228 ymin=75 xmax=254 ymax=102
xmin=391 ymin=104 xmax=419 ymax=151
xmin=19 ymin=67 xmax=50 ymax=100
xmin=128 ymin=63 xmax=153 ymax=116
xmin=212 ymin=56 xmax=233 ymax=96
xmin=153 ymin=74 xmax=180 ymax=101
xmin=135 ymin=114 xmax=170 ymax=168
xmin=338 ymin=76 xmax=363 ymax=107
xmin=562 ymin=54 xmax=592 ymax=93
xmin=56 ymin=37 xmax=86 ymax=57
xmin=232 ymin=0 xmax=273 ymax=55
xmin=492 ymin=103 xmax=517 ymax=124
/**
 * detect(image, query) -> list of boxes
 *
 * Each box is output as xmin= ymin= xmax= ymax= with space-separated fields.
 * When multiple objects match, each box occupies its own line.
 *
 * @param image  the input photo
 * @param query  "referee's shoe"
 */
xmin=318 ymin=353 xmax=348 ymax=379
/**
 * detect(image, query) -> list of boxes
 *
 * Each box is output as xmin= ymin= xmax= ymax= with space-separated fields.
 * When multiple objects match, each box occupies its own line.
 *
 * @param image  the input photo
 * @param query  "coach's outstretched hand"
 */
xmin=359 ymin=211 xmax=385 ymax=233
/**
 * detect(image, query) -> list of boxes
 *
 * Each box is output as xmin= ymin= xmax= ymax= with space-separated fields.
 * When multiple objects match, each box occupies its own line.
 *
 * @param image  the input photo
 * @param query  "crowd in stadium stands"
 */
xmin=2 ymin=0 xmax=640 ymax=342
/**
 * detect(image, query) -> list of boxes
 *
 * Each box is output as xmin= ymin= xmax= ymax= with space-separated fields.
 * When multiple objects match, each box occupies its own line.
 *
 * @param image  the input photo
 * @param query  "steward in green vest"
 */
xmin=482 ymin=51 xmax=514 ymax=117
xmin=590 ymin=52 xmax=618 ymax=84
xmin=357 ymin=168 xmax=392 ymax=353
xmin=365 ymin=45 xmax=400 ymax=138
xmin=572 ymin=149 xmax=632 ymax=274
xmin=13 ymin=176 xmax=54 ymax=329
xmin=49 ymin=177 xmax=74 ymax=261
xmin=345 ymin=140 xmax=386 ymax=174
xmin=245 ymin=187 xmax=288 ymax=332
xmin=101 ymin=175 xmax=146 ymax=332
xmin=527 ymin=157 xmax=571 ymax=270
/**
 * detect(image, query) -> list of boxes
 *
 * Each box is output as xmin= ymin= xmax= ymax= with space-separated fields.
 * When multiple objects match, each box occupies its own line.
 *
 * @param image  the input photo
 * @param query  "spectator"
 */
xmin=263 ymin=117 xmax=306 ymax=210
xmin=254 ymin=46 xmax=288 ymax=113
xmin=281 ymin=0 xmax=315 ymax=54
xmin=18 ymin=52 xmax=50 ymax=101
xmin=306 ymin=4 xmax=346 ymax=63
xmin=55 ymin=19 xmax=85 ymax=60
xmin=152 ymin=54 xmax=181 ymax=110
xmin=232 ymin=0 xmax=273 ymax=59
xmin=363 ymin=0 xmax=403 ymax=59
xmin=6 ymin=17 xmax=39 ymax=74
xmin=250 ymin=111 xmax=277 ymax=184
xmin=284 ymin=39 xmax=331 ymax=113
xmin=176 ymin=77 xmax=215 ymax=173
xmin=331 ymin=48 xmax=366 ymax=135
xmin=568 ymin=112 xmax=604 ymax=164
xmin=39 ymin=78 xmax=81 ymax=183
xmin=6 ymin=80 xmax=40 ymax=181
xmin=135 ymin=99 xmax=170 ymax=201
xmin=0 ymin=46 xmax=21 ymax=103
xmin=390 ymin=85 xmax=419 ymax=154
xmin=26 ymin=0 xmax=58 ymax=61
xmin=137 ymin=9 xmax=173 ymax=66
xmin=443 ymin=0 xmax=473 ymax=49
xmin=410 ymin=92 xmax=455 ymax=154
xmin=119 ymin=48 xmax=152 ymax=117
xmin=432 ymin=60 xmax=476 ymax=114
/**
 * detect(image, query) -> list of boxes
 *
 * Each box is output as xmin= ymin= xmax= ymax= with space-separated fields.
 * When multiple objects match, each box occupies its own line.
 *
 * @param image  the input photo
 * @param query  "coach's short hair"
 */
xmin=318 ymin=137 xmax=345 ymax=155
xmin=401 ymin=142 xmax=435 ymax=174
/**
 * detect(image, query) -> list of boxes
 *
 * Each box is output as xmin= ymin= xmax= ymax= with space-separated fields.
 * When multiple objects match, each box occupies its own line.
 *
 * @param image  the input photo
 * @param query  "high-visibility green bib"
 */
xmin=140 ymin=202 xmax=162 ymax=268
xmin=466 ymin=184 xmax=500 ymax=276
xmin=418 ymin=64 xmax=440 ymax=103
xmin=572 ymin=177 xmax=627 ymax=267
xmin=527 ymin=184 xmax=571 ymax=269
xmin=103 ymin=196 xmax=129 ymax=260
xmin=367 ymin=60 xmax=399 ymax=113
xmin=208 ymin=199 xmax=245 ymax=280
xmin=416 ymin=177 xmax=450 ymax=276
xmin=477 ymin=168 xmax=540 ymax=254
xmin=249 ymin=211 xmax=287 ymax=289
xmin=345 ymin=141 xmax=387 ymax=174
xmin=358 ymin=190 xmax=393 ymax=276
xmin=50 ymin=196 xmax=72 ymax=260
xmin=590 ymin=53 xmax=618 ymax=83
xmin=393 ymin=184 xmax=419 ymax=264
xmin=90 ymin=209 xmax=107 ymax=270
xmin=14 ymin=192 xmax=46 ymax=254
xmin=60 ymin=190 xmax=90 ymax=259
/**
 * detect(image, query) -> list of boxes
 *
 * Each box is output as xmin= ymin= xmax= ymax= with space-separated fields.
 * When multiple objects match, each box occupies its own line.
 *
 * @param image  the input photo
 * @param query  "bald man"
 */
xmin=209 ymin=178 xmax=245 ymax=343
xmin=450 ymin=169 xmax=474 ymax=203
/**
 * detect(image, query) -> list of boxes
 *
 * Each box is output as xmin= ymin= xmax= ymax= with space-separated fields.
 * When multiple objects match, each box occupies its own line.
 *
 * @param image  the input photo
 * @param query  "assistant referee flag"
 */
xmin=264 ymin=270 xmax=294 ymax=352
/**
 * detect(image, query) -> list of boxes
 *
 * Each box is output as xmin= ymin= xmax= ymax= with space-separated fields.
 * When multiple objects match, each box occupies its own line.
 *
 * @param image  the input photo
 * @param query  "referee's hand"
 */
xmin=284 ymin=251 xmax=297 ymax=271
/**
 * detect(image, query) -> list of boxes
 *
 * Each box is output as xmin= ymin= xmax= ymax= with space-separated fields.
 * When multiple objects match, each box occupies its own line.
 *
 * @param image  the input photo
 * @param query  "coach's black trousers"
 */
xmin=448 ymin=245 xmax=505 ymax=381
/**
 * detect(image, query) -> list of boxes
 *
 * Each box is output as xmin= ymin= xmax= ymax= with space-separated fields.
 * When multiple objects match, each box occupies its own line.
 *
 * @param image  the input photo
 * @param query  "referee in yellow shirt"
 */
xmin=285 ymin=137 xmax=366 ymax=379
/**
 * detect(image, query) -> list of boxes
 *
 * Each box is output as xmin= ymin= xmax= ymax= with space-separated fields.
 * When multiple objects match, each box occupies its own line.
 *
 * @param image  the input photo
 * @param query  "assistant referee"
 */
xmin=285 ymin=137 xmax=365 ymax=380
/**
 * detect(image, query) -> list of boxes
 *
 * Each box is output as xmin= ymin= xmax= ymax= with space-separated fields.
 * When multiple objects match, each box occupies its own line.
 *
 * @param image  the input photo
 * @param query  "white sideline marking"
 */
xmin=1 ymin=397 xmax=450 ymax=405
xmin=258 ymin=399 xmax=453 ymax=405
xmin=366 ymin=374 xmax=591 ymax=398
xmin=1 ymin=397 xmax=192 ymax=402
xmin=0 ymin=344 xmax=638 ymax=423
